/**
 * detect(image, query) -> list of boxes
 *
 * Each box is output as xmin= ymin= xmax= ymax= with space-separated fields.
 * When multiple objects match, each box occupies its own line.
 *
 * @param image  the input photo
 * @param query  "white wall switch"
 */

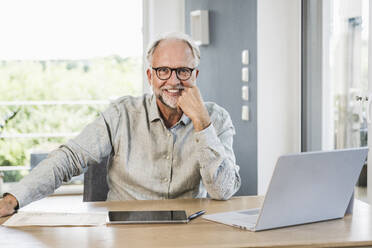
xmin=242 ymin=67 xmax=249 ymax=82
xmin=242 ymin=86 xmax=249 ymax=100
xmin=242 ymin=50 xmax=249 ymax=65
xmin=242 ymin=105 xmax=249 ymax=121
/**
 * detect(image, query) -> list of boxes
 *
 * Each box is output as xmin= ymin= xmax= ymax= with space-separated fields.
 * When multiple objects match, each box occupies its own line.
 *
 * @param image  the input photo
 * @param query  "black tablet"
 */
xmin=108 ymin=210 xmax=188 ymax=224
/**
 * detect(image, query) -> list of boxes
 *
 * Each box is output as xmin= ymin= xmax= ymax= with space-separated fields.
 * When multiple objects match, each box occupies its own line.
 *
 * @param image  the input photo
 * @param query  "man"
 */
xmin=0 ymin=32 xmax=241 ymax=217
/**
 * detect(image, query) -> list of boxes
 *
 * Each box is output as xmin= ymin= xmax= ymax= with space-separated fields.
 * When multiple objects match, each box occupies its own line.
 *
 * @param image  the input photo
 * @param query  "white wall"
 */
xmin=257 ymin=0 xmax=302 ymax=194
xmin=142 ymin=0 xmax=185 ymax=93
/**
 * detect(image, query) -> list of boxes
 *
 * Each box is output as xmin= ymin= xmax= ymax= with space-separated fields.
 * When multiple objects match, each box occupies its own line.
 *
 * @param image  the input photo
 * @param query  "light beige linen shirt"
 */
xmin=9 ymin=94 xmax=241 ymax=208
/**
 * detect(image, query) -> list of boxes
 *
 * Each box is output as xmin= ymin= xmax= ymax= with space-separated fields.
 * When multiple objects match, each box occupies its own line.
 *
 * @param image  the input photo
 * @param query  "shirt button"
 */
xmin=163 ymin=178 xmax=169 ymax=183
xmin=166 ymin=155 xmax=170 ymax=160
xmin=168 ymin=133 xmax=171 ymax=137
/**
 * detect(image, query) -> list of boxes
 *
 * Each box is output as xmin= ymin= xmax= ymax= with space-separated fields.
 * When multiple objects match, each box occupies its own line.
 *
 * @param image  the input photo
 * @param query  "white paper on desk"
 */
xmin=2 ymin=211 xmax=108 ymax=227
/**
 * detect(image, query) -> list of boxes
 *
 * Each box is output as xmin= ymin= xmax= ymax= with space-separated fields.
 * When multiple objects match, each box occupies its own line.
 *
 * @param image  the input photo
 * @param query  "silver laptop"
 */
xmin=203 ymin=147 xmax=368 ymax=231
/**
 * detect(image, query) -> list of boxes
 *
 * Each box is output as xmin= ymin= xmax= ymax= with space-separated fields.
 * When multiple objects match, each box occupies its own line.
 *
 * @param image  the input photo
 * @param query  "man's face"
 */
xmin=146 ymin=39 xmax=198 ymax=110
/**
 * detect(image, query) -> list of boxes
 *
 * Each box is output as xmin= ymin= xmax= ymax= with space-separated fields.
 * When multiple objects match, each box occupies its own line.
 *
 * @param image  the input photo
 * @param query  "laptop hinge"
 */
xmin=345 ymin=191 xmax=354 ymax=215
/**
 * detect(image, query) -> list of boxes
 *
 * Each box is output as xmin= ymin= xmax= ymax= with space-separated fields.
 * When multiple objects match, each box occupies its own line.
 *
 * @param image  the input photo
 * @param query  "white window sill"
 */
xmin=53 ymin=184 xmax=84 ymax=195
xmin=2 ymin=183 xmax=83 ymax=196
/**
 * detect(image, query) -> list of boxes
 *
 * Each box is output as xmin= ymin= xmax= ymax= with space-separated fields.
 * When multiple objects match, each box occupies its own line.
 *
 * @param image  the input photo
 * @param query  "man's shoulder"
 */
xmin=204 ymin=101 xmax=230 ymax=119
xmin=204 ymin=102 xmax=234 ymax=134
xmin=110 ymin=94 xmax=151 ymax=112
xmin=101 ymin=94 xmax=151 ymax=122
xmin=204 ymin=101 xmax=235 ymax=134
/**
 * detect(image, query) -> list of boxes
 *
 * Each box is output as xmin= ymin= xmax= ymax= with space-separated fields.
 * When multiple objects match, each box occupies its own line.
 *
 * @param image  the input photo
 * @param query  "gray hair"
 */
xmin=146 ymin=32 xmax=200 ymax=67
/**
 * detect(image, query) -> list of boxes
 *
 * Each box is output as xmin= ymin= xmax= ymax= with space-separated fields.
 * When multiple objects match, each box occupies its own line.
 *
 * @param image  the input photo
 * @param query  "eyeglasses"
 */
xmin=152 ymin=67 xmax=195 ymax=81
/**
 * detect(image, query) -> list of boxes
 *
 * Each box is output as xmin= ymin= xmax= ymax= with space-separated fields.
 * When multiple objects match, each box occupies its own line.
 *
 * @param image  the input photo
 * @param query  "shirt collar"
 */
xmin=148 ymin=94 xmax=192 ymax=126
xmin=179 ymin=114 xmax=191 ymax=126
xmin=149 ymin=94 xmax=161 ymax=122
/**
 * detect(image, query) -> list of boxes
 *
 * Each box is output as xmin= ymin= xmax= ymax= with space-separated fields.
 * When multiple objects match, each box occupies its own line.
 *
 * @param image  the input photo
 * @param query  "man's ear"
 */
xmin=146 ymin=68 xmax=152 ymax=86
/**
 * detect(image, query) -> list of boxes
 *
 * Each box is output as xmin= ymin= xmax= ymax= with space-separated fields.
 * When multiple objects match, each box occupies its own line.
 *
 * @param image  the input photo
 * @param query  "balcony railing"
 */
xmin=0 ymin=100 xmax=110 ymax=173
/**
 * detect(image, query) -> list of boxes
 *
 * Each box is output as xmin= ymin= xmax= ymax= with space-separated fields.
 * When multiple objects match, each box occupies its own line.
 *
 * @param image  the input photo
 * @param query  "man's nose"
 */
xmin=167 ymin=70 xmax=180 ymax=85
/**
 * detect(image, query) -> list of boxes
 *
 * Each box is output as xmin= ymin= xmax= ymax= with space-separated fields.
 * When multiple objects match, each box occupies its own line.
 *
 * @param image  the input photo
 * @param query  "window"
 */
xmin=0 ymin=0 xmax=143 ymax=185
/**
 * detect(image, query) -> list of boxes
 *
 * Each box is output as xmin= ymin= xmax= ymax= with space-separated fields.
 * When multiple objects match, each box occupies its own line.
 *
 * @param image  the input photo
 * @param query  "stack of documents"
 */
xmin=2 ymin=211 xmax=108 ymax=227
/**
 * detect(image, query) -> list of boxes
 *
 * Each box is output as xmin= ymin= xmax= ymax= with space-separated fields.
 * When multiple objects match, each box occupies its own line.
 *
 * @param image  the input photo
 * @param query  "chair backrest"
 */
xmin=83 ymin=157 xmax=109 ymax=202
xmin=30 ymin=152 xmax=48 ymax=169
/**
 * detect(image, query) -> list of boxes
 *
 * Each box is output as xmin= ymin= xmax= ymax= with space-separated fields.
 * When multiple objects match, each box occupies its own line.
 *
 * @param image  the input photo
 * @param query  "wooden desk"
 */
xmin=1 ymin=195 xmax=372 ymax=248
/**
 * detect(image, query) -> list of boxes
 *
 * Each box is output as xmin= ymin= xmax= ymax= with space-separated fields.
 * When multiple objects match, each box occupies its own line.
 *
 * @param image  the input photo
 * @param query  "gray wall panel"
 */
xmin=185 ymin=0 xmax=257 ymax=195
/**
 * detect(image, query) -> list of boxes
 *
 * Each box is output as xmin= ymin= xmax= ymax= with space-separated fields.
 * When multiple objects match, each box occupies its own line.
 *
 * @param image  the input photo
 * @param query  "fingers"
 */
xmin=181 ymin=78 xmax=196 ymax=88
xmin=0 ymin=194 xmax=18 ymax=217
xmin=0 ymin=200 xmax=15 ymax=217
xmin=180 ymin=85 xmax=202 ymax=102
xmin=180 ymin=85 xmax=199 ymax=98
xmin=177 ymin=85 xmax=205 ymax=119
xmin=178 ymin=88 xmax=194 ymax=106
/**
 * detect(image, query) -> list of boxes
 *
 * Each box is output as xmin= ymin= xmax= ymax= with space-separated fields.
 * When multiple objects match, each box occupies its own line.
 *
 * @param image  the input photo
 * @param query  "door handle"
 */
xmin=367 ymin=94 xmax=372 ymax=123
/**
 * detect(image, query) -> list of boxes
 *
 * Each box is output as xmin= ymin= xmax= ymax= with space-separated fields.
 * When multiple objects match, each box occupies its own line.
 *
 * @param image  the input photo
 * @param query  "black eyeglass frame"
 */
xmin=151 ymin=67 xmax=196 ymax=81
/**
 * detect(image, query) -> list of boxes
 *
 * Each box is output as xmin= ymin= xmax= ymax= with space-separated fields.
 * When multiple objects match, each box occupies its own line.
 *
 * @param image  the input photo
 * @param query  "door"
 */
xmin=321 ymin=0 xmax=369 ymax=202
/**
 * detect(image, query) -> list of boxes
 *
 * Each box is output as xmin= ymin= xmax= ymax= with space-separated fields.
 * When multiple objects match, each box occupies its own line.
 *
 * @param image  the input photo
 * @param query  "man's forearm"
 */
xmin=7 ymin=146 xmax=81 ymax=208
xmin=195 ymin=124 xmax=241 ymax=200
xmin=6 ymin=110 xmax=114 ymax=208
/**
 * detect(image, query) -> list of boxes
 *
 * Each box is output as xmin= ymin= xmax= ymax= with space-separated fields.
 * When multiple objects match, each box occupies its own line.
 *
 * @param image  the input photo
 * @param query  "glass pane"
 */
xmin=328 ymin=0 xmax=369 ymax=149
xmin=324 ymin=0 xmax=369 ymax=201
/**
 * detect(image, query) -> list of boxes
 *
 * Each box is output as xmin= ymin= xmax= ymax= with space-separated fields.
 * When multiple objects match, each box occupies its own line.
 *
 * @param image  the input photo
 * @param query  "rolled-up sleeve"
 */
xmin=195 ymin=117 xmax=241 ymax=200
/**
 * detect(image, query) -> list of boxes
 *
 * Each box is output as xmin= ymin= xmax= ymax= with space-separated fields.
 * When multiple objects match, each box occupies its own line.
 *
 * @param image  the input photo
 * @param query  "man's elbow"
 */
xmin=209 ymin=182 xmax=241 ymax=201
